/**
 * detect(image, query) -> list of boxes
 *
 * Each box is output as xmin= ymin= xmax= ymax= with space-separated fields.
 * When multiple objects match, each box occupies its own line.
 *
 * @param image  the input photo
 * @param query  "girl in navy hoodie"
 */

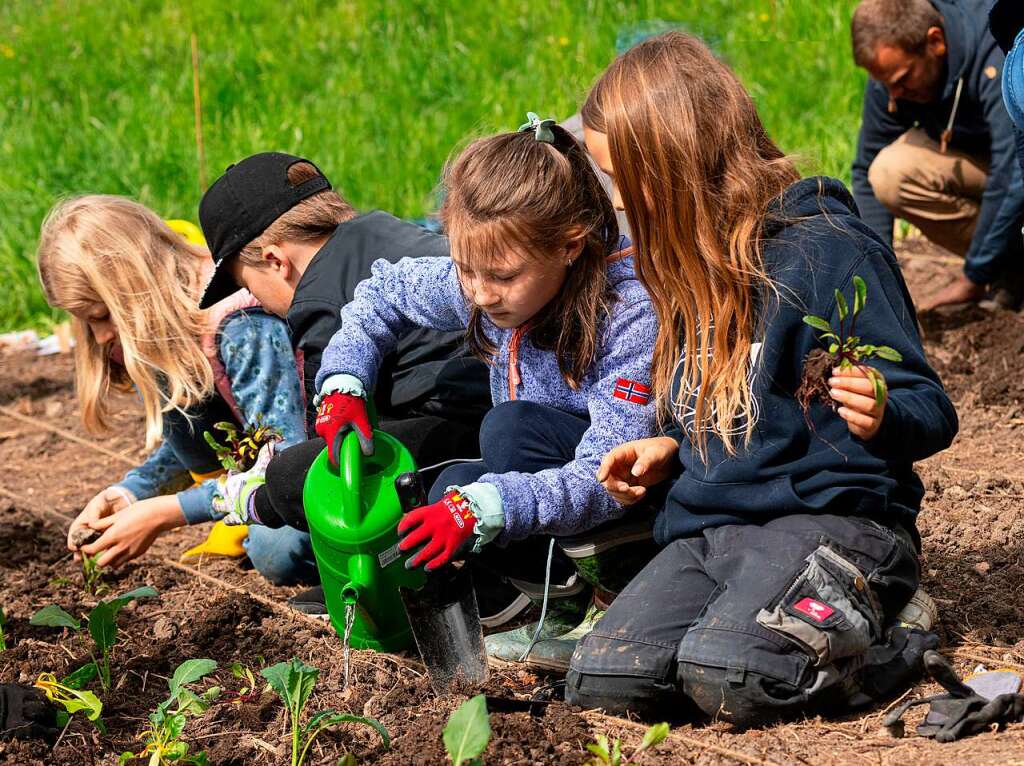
xmin=565 ymin=32 xmax=958 ymax=725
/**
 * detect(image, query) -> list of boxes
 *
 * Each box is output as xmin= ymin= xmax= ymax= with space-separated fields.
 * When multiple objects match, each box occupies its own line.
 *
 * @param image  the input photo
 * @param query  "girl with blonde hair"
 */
xmin=566 ymin=32 xmax=958 ymax=724
xmin=37 ymin=195 xmax=309 ymax=583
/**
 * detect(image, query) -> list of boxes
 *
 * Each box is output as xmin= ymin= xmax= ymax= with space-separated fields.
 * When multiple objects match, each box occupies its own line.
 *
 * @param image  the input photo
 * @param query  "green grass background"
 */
xmin=0 ymin=0 xmax=865 ymax=332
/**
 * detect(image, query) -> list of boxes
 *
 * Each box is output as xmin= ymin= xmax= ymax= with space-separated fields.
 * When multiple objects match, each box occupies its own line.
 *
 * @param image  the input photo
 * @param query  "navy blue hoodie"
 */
xmin=852 ymin=0 xmax=1024 ymax=285
xmin=656 ymin=178 xmax=958 ymax=546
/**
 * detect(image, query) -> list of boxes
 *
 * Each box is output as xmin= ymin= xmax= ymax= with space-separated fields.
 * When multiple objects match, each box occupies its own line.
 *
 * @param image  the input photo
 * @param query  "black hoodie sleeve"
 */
xmin=852 ymin=81 xmax=909 ymax=247
xmin=837 ymin=247 xmax=959 ymax=463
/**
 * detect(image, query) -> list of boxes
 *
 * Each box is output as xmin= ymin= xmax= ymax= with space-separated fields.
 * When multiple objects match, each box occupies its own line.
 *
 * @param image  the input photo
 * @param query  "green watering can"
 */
xmin=303 ymin=428 xmax=425 ymax=651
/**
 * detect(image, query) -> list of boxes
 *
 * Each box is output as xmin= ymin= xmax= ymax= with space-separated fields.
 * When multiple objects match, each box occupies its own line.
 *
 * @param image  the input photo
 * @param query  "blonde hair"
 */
xmin=439 ymin=126 xmax=620 ymax=388
xmin=37 ymin=195 xmax=214 ymax=449
xmin=582 ymin=32 xmax=800 ymax=456
xmin=238 ymin=162 xmax=356 ymax=267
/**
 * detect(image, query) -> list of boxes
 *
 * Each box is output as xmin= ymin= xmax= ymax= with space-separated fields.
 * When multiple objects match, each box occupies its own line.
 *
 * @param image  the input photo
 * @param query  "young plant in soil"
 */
xmin=30 ymin=586 xmax=158 ymax=692
xmin=0 ymin=608 xmax=6 ymax=651
xmin=67 ymin=526 xmax=109 ymax=597
xmin=260 ymin=658 xmax=390 ymax=766
xmin=583 ymin=722 xmax=670 ymax=766
xmin=203 ymin=417 xmax=282 ymax=472
xmin=33 ymin=672 xmax=105 ymax=733
xmin=797 ymin=275 xmax=903 ymax=417
xmin=222 ymin=662 xmax=260 ymax=704
xmin=119 ymin=658 xmax=220 ymax=766
xmin=443 ymin=694 xmax=491 ymax=766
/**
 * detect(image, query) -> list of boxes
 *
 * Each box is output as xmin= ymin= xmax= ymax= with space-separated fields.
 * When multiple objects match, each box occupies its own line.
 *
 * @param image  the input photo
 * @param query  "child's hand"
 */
xmin=597 ymin=436 xmax=679 ymax=506
xmin=68 ymin=487 xmax=135 ymax=559
xmin=79 ymin=495 xmax=185 ymax=568
xmin=829 ymin=365 xmax=887 ymax=440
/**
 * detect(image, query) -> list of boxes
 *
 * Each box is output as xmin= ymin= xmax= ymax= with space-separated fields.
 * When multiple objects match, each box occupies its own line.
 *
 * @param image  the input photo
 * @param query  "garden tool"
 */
xmin=181 ymin=468 xmax=249 ymax=560
xmin=0 ymin=684 xmax=58 ymax=743
xmin=883 ymin=650 xmax=1024 ymax=741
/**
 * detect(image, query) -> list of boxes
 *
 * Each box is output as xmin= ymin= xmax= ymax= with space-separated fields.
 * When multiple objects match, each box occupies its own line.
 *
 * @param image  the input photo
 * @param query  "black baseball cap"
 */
xmin=198 ymin=152 xmax=331 ymax=308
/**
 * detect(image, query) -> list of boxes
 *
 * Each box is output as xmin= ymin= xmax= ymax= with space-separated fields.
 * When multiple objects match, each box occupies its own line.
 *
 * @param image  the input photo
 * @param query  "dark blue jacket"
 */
xmin=656 ymin=178 xmax=958 ymax=546
xmin=852 ymin=0 xmax=1024 ymax=285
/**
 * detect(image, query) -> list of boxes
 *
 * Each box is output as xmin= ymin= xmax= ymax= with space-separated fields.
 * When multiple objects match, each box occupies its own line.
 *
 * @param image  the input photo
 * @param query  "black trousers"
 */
xmin=254 ymin=414 xmax=481 ymax=531
xmin=565 ymin=514 xmax=921 ymax=726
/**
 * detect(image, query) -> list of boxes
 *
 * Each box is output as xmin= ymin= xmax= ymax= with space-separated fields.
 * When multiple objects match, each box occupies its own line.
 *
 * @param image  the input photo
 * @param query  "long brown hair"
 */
xmin=583 ymin=32 xmax=800 ymax=455
xmin=37 ymin=195 xmax=214 ymax=449
xmin=440 ymin=125 xmax=619 ymax=388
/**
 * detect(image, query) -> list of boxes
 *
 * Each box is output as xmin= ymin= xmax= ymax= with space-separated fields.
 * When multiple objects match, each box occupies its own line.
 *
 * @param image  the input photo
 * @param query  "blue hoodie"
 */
xmin=852 ymin=0 xmax=1024 ymax=285
xmin=656 ymin=178 xmax=958 ymax=546
xmin=316 ymin=248 xmax=658 ymax=543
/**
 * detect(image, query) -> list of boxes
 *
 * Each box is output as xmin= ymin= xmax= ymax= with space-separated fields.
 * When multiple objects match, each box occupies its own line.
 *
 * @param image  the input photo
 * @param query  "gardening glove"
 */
xmin=211 ymin=441 xmax=277 ymax=526
xmin=180 ymin=520 xmax=249 ymax=560
xmin=883 ymin=650 xmax=1024 ymax=742
xmin=315 ymin=390 xmax=373 ymax=463
xmin=0 ymin=684 xmax=58 ymax=742
xmin=397 ymin=490 xmax=477 ymax=572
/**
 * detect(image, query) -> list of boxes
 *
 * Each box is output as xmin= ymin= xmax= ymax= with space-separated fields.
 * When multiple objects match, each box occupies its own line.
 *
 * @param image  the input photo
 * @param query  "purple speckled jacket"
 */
xmin=316 ymin=251 xmax=658 ymax=543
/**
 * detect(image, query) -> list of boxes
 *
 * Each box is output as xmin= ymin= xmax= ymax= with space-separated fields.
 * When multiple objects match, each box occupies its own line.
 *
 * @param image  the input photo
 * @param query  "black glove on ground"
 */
xmin=0 ymin=684 xmax=59 ymax=742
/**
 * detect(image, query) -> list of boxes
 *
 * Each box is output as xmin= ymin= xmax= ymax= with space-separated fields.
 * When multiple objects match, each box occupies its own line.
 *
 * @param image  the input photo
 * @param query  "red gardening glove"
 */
xmin=397 ymin=490 xmax=477 ymax=571
xmin=314 ymin=391 xmax=374 ymax=464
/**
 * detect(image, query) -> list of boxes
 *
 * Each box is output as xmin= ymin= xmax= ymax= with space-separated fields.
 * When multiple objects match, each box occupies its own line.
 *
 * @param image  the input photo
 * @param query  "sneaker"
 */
xmin=896 ymin=586 xmax=938 ymax=632
xmin=488 ymin=604 xmax=605 ymax=673
xmin=475 ymin=577 xmax=532 ymax=629
xmin=288 ymin=585 xmax=328 ymax=618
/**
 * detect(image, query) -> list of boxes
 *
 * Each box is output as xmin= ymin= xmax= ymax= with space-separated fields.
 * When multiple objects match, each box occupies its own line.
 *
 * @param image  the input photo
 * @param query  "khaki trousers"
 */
xmin=867 ymin=128 xmax=989 ymax=256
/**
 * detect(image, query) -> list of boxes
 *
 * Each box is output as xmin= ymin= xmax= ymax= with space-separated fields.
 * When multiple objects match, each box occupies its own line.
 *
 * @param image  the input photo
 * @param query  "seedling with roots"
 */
xmin=797 ymin=275 xmax=903 ymax=418
xmin=260 ymin=658 xmax=389 ymax=766
xmin=30 ymin=586 xmax=158 ymax=692
xmin=119 ymin=658 xmax=220 ymax=765
xmin=584 ymin=723 xmax=670 ymax=766
xmin=203 ymin=416 xmax=282 ymax=472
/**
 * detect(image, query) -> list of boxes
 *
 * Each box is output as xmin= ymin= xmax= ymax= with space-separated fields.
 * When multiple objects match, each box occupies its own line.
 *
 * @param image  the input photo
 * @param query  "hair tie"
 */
xmin=518 ymin=112 xmax=557 ymax=144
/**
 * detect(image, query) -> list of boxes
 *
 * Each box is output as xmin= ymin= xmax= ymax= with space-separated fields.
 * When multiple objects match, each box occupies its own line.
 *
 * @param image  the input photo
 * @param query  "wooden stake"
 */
xmin=191 ymin=32 xmax=207 ymax=192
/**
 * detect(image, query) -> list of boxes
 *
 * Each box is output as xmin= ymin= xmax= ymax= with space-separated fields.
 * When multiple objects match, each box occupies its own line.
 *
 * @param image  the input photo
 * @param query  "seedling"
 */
xmin=260 ymin=658 xmax=389 ymax=766
xmin=443 ymin=694 xmax=491 ymax=766
xmin=584 ymin=722 xmax=670 ymax=766
xmin=30 ymin=586 xmax=158 ymax=692
xmin=34 ymin=672 xmax=105 ymax=733
xmin=0 ymin=609 xmax=6 ymax=652
xmin=203 ymin=416 xmax=282 ymax=472
xmin=222 ymin=662 xmax=260 ymax=704
xmin=81 ymin=553 xmax=109 ymax=597
xmin=798 ymin=275 xmax=903 ymax=418
xmin=119 ymin=658 xmax=220 ymax=765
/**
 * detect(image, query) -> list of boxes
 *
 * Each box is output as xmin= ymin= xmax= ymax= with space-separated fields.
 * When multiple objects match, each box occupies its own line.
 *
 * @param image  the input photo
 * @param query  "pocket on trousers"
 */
xmin=756 ymin=545 xmax=883 ymax=667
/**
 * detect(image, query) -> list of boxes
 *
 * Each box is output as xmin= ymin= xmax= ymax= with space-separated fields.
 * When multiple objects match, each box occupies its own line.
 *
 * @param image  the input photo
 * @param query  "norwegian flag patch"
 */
xmin=792 ymin=597 xmax=835 ymax=623
xmin=613 ymin=378 xmax=651 ymax=405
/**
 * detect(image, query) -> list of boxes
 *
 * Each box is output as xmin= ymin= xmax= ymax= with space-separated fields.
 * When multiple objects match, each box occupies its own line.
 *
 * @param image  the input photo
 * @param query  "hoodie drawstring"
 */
xmin=940 ymin=77 xmax=964 ymax=154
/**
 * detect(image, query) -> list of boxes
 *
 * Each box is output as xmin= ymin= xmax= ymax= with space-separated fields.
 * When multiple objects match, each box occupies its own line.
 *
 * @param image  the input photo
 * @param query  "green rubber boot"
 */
xmin=486 ymin=596 xmax=602 ymax=673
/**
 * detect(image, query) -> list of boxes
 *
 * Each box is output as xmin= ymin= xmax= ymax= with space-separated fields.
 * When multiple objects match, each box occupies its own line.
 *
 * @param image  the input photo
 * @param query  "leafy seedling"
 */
xmin=797 ymin=275 xmax=903 ymax=421
xmin=34 ymin=672 xmax=105 ymax=733
xmin=30 ymin=586 xmax=158 ymax=692
xmin=584 ymin=722 xmax=670 ymax=766
xmin=119 ymin=658 xmax=220 ymax=765
xmin=81 ymin=553 xmax=109 ymax=597
xmin=0 ymin=609 xmax=6 ymax=652
xmin=203 ymin=416 xmax=282 ymax=472
xmin=221 ymin=662 xmax=260 ymax=704
xmin=260 ymin=658 xmax=390 ymax=766
xmin=443 ymin=694 xmax=491 ymax=766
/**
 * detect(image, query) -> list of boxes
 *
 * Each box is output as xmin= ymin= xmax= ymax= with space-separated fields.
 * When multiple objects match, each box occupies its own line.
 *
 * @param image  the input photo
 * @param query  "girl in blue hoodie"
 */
xmin=312 ymin=117 xmax=658 ymax=581
xmin=565 ymin=32 xmax=958 ymax=725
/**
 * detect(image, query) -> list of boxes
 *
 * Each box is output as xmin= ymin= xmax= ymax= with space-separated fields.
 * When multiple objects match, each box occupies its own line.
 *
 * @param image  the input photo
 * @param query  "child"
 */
xmin=36 ymin=196 xmax=309 ymax=583
xmin=227 ymin=117 xmax=658 ymax=623
xmin=195 ymin=152 xmax=492 ymax=614
xmin=565 ymin=33 xmax=958 ymax=725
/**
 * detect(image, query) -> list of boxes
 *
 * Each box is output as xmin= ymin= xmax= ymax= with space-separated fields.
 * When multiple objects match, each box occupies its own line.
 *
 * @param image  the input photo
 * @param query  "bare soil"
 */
xmin=2 ymin=238 xmax=1024 ymax=765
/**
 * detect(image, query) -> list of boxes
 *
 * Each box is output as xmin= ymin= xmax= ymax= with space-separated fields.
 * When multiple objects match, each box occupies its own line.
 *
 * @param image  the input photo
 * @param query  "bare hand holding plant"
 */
xmin=597 ymin=437 xmax=680 ymax=506
xmin=68 ymin=487 xmax=136 ymax=559
xmin=829 ymin=364 xmax=887 ymax=439
xmin=80 ymin=496 xmax=186 ymax=568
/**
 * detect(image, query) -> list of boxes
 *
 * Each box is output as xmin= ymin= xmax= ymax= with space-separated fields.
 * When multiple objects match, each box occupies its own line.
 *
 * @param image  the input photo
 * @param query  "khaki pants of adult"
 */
xmin=867 ymin=127 xmax=989 ymax=256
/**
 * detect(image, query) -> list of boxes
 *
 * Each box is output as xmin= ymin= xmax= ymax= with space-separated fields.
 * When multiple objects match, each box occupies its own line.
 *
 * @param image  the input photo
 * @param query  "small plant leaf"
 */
xmin=337 ymin=755 xmax=358 ymax=766
xmin=586 ymin=742 xmax=610 ymax=762
xmin=834 ymin=289 xmax=848 ymax=321
xmin=88 ymin=602 xmax=118 ymax=653
xmin=169 ymin=659 xmax=218 ymax=696
xmin=63 ymin=662 xmax=99 ymax=690
xmin=640 ymin=722 xmax=670 ymax=751
xmin=443 ymin=694 xmax=491 ymax=766
xmin=260 ymin=657 xmax=317 ymax=714
xmin=828 ymin=342 xmax=839 ymax=354
xmin=868 ymin=369 xmax=888 ymax=409
xmin=611 ymin=737 xmax=622 ymax=766
xmin=873 ymin=345 xmax=903 ymax=362
xmin=305 ymin=710 xmax=390 ymax=748
xmin=30 ymin=605 xmax=80 ymax=630
xmin=852 ymin=275 xmax=867 ymax=317
xmin=802 ymin=315 xmax=832 ymax=333
xmin=105 ymin=586 xmax=159 ymax=613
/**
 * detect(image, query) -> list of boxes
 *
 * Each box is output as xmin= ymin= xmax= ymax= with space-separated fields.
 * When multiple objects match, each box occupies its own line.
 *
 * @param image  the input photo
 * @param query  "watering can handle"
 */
xmin=338 ymin=431 xmax=364 ymax=527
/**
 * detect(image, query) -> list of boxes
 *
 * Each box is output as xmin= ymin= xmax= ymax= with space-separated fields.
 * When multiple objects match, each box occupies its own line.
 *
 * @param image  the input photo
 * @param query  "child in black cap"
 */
xmin=197 ymin=153 xmax=494 ymax=615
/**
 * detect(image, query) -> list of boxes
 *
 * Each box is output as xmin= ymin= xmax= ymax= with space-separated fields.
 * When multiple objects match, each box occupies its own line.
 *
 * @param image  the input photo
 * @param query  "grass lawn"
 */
xmin=0 ymin=0 xmax=864 ymax=331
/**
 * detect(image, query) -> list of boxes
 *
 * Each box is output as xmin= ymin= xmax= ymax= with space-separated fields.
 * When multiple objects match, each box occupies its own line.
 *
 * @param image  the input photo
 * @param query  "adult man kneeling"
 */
xmin=851 ymin=0 xmax=1024 ymax=311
